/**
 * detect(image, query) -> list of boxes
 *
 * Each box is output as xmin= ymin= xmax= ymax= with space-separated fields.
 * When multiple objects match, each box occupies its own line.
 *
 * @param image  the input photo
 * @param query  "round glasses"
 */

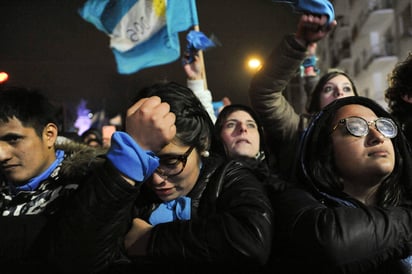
xmin=155 ymin=146 xmax=195 ymax=178
xmin=332 ymin=116 xmax=398 ymax=138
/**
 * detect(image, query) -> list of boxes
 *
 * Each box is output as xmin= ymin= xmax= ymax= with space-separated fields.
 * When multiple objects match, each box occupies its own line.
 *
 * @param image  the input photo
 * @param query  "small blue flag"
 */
xmin=79 ymin=0 xmax=199 ymax=74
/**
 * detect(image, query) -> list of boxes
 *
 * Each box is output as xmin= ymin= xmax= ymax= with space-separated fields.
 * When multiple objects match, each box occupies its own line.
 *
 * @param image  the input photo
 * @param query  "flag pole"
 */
xmin=193 ymin=25 xmax=208 ymax=90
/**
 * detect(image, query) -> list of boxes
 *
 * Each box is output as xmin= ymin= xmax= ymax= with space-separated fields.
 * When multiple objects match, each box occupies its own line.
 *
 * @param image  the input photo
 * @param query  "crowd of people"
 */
xmin=2 ymin=1 xmax=412 ymax=274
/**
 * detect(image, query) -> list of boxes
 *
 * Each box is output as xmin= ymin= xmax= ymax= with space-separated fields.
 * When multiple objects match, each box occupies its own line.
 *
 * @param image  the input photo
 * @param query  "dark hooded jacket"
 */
xmin=269 ymin=96 xmax=412 ymax=274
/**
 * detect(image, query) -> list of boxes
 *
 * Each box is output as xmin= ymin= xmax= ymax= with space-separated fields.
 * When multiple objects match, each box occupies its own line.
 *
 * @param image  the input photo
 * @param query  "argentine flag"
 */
xmin=79 ymin=0 xmax=199 ymax=74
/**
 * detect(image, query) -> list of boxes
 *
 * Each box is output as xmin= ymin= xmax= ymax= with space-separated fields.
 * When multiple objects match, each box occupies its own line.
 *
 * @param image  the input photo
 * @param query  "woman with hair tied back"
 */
xmin=270 ymin=96 xmax=412 ymax=273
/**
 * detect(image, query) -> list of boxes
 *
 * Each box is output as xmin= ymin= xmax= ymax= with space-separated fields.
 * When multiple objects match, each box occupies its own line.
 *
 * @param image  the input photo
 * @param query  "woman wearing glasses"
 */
xmin=269 ymin=96 xmax=412 ymax=273
xmin=51 ymin=81 xmax=273 ymax=274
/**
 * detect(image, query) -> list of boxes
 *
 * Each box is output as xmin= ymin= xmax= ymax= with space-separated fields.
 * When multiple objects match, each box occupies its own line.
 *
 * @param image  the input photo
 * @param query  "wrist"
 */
xmin=294 ymin=37 xmax=308 ymax=48
xmin=287 ymin=34 xmax=307 ymax=51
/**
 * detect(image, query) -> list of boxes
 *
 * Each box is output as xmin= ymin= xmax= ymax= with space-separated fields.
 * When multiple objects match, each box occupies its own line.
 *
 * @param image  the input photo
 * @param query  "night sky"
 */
xmin=0 ymin=0 xmax=298 ymax=128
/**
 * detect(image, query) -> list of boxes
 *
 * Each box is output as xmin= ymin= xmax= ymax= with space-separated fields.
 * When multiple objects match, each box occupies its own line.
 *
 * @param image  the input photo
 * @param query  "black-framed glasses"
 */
xmin=332 ymin=116 xmax=398 ymax=138
xmin=155 ymin=146 xmax=195 ymax=178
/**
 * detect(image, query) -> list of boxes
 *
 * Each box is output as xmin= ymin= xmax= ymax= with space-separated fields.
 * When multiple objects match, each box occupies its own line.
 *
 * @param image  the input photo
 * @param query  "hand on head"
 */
xmin=296 ymin=13 xmax=337 ymax=46
xmin=125 ymin=96 xmax=176 ymax=152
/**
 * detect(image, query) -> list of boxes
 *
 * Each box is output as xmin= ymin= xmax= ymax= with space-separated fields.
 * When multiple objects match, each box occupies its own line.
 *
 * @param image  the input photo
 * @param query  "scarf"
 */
xmin=14 ymin=150 xmax=65 ymax=193
xmin=149 ymin=196 xmax=191 ymax=225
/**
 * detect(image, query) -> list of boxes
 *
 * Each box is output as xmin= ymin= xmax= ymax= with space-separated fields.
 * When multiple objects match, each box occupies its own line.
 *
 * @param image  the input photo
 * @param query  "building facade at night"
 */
xmin=319 ymin=0 xmax=412 ymax=107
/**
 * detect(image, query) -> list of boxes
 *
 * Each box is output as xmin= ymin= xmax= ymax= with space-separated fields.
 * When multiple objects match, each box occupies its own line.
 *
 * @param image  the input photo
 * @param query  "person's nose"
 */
xmin=151 ymin=172 xmax=167 ymax=185
xmin=335 ymin=87 xmax=345 ymax=98
xmin=367 ymin=127 xmax=385 ymax=145
xmin=238 ymin=123 xmax=248 ymax=133
xmin=0 ymin=143 xmax=11 ymax=163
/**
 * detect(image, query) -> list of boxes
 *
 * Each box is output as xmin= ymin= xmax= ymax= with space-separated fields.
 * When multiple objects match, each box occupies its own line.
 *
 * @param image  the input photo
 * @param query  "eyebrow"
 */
xmin=0 ymin=133 xmax=23 ymax=141
xmin=225 ymin=118 xmax=256 ymax=124
xmin=157 ymin=152 xmax=183 ymax=158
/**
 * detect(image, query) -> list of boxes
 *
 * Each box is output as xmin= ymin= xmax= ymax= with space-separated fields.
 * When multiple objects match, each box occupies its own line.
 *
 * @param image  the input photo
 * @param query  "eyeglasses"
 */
xmin=155 ymin=146 xmax=195 ymax=178
xmin=332 ymin=116 xmax=398 ymax=138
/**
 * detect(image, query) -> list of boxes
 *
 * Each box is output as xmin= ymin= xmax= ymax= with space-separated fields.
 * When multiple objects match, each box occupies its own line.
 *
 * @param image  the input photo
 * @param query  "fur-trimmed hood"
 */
xmin=55 ymin=140 xmax=108 ymax=180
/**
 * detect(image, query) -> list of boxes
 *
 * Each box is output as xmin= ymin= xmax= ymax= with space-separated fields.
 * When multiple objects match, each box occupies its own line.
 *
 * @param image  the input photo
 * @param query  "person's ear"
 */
xmin=401 ymin=94 xmax=412 ymax=104
xmin=44 ymin=123 xmax=58 ymax=147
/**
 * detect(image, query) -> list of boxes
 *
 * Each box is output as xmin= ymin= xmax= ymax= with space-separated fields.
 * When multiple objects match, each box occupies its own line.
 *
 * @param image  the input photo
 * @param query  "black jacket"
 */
xmin=51 ymin=154 xmax=274 ymax=274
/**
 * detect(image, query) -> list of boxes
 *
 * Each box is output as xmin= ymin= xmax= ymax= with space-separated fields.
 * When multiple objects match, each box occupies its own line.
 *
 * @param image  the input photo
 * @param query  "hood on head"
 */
xmin=215 ymin=104 xmax=268 ymax=160
xmin=297 ymin=96 xmax=412 ymax=201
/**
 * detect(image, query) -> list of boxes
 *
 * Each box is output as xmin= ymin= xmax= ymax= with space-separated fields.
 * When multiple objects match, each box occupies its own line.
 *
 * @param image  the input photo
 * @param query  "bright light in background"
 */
xmin=245 ymin=56 xmax=262 ymax=72
xmin=248 ymin=58 xmax=261 ymax=69
xmin=0 ymin=72 xmax=9 ymax=83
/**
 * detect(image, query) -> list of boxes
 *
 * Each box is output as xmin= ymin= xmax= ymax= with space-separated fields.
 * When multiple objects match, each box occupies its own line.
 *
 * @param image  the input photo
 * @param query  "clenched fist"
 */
xmin=126 ymin=96 xmax=176 ymax=153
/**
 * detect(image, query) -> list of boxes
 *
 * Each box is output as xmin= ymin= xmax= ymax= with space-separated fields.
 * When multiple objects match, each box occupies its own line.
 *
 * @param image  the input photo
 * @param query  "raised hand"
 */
xmin=183 ymin=53 xmax=202 ymax=80
xmin=296 ymin=13 xmax=337 ymax=46
xmin=125 ymin=96 xmax=176 ymax=153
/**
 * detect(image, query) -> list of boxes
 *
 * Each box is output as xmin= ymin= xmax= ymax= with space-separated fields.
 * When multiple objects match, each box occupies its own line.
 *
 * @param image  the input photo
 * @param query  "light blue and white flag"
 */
xmin=79 ymin=0 xmax=199 ymax=74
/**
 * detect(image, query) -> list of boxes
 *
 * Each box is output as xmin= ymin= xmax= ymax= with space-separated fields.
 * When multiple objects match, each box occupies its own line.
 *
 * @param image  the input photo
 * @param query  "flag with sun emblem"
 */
xmin=79 ymin=0 xmax=199 ymax=74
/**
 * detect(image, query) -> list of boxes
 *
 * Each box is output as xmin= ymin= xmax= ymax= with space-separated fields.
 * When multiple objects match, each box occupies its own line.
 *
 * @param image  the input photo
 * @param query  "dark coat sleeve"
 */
xmin=248 ymin=34 xmax=310 ymax=179
xmin=48 ymin=159 xmax=140 ymax=273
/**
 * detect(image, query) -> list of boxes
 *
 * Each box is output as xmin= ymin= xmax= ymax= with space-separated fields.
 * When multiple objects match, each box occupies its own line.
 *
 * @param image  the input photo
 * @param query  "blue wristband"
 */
xmin=107 ymin=132 xmax=159 ymax=182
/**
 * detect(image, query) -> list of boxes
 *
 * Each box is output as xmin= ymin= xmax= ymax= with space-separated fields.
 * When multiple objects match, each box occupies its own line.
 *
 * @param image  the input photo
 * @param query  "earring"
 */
xmin=201 ymin=151 xmax=210 ymax=157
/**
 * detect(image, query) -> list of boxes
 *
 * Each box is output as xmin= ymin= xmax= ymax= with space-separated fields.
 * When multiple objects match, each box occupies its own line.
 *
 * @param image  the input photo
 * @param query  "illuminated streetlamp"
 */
xmin=245 ymin=56 xmax=262 ymax=72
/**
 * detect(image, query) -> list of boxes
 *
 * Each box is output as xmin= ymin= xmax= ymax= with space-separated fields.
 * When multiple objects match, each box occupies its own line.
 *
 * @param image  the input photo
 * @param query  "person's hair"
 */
xmin=130 ymin=81 xmax=217 ymax=155
xmin=0 ymin=86 xmax=60 ymax=137
xmin=214 ymin=104 xmax=267 ymax=159
xmin=306 ymin=69 xmax=359 ymax=113
xmin=384 ymin=52 xmax=412 ymax=114
xmin=81 ymin=127 xmax=103 ymax=146
xmin=299 ymin=96 xmax=412 ymax=207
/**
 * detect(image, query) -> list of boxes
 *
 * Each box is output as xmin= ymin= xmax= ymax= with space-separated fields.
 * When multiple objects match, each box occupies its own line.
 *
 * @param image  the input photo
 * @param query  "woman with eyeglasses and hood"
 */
xmin=269 ymin=96 xmax=412 ymax=273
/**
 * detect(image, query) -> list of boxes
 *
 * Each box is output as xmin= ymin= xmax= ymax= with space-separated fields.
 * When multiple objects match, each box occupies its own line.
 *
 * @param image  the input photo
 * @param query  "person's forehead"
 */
xmin=0 ymin=117 xmax=28 ymax=130
xmin=226 ymin=110 xmax=254 ymax=121
xmin=326 ymin=74 xmax=351 ymax=85
xmin=0 ymin=118 xmax=38 ymax=140
xmin=158 ymin=141 xmax=188 ymax=155
xmin=334 ymin=104 xmax=377 ymax=121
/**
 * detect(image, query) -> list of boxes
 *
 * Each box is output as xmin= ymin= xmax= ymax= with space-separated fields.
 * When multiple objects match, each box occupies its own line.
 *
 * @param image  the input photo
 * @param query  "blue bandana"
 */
xmin=107 ymin=132 xmax=159 ymax=182
xmin=149 ymin=196 xmax=191 ymax=226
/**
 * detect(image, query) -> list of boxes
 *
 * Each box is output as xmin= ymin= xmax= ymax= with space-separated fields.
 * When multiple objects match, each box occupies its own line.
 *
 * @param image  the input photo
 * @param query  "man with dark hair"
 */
xmin=0 ymin=87 xmax=151 ymax=273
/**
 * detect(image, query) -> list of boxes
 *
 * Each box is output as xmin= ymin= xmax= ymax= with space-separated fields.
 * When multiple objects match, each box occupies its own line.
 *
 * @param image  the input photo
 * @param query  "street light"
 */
xmin=245 ymin=56 xmax=262 ymax=72
xmin=0 ymin=72 xmax=9 ymax=83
